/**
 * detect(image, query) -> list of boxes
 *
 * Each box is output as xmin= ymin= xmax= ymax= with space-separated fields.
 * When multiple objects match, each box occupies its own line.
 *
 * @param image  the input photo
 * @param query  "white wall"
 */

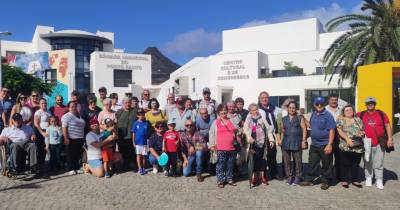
xmin=268 ymin=50 xmax=325 ymax=74
xmin=222 ymin=18 xmax=320 ymax=54
xmin=0 ymin=40 xmax=32 ymax=56
xmin=32 ymin=25 xmax=53 ymax=53
xmin=90 ymin=52 xmax=151 ymax=99
xmin=319 ymin=31 xmax=346 ymax=50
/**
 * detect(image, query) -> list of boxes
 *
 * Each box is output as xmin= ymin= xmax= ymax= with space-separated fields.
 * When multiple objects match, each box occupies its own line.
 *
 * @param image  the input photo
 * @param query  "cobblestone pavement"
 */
xmin=1 ymin=134 xmax=400 ymax=210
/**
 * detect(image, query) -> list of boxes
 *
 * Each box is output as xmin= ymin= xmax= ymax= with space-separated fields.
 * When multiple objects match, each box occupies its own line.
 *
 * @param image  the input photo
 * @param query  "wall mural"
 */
xmin=8 ymin=50 xmax=71 ymax=108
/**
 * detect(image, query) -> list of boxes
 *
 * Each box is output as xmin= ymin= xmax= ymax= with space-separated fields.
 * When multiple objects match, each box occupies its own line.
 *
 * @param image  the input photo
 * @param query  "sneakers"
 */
xmin=286 ymin=177 xmax=294 ymax=185
xmin=104 ymin=171 xmax=111 ymax=178
xmin=152 ymin=167 xmax=158 ymax=174
xmin=365 ymin=177 xmax=372 ymax=187
xmin=164 ymin=170 xmax=169 ymax=177
xmin=139 ymin=168 xmax=146 ymax=175
xmin=292 ymin=177 xmax=301 ymax=186
xmin=376 ymin=179 xmax=384 ymax=190
xmin=299 ymin=181 xmax=313 ymax=186
xmin=320 ymin=183 xmax=329 ymax=190
xmin=197 ymin=174 xmax=204 ymax=182
xmin=68 ymin=170 xmax=77 ymax=175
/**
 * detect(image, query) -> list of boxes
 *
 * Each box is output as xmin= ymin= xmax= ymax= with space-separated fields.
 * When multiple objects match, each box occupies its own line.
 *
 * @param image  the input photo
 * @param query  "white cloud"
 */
xmin=240 ymin=19 xmax=269 ymax=28
xmin=162 ymin=28 xmax=221 ymax=57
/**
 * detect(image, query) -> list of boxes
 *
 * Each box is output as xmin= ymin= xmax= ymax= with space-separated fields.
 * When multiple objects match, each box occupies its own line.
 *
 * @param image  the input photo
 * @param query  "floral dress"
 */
xmin=336 ymin=116 xmax=365 ymax=153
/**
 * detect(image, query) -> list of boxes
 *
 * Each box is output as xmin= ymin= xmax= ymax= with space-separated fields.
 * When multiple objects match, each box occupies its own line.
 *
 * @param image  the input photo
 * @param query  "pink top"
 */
xmin=216 ymin=119 xmax=236 ymax=151
xmin=97 ymin=110 xmax=117 ymax=124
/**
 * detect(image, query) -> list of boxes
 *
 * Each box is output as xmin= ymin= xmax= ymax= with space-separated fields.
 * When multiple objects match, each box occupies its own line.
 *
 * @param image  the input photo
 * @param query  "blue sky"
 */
xmin=1 ymin=0 xmax=363 ymax=64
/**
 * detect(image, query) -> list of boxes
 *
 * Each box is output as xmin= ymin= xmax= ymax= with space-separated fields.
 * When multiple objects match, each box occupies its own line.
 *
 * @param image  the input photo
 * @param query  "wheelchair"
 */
xmin=0 ymin=142 xmax=30 ymax=178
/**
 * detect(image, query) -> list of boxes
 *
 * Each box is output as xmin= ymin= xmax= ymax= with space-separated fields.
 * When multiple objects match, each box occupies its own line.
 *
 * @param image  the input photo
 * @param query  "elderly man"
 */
xmin=0 ymin=87 xmax=13 ymax=132
xmin=196 ymin=87 xmax=218 ymax=119
xmin=0 ymin=113 xmax=38 ymax=174
xmin=96 ymin=87 xmax=107 ymax=110
xmin=139 ymin=90 xmax=150 ymax=111
xmin=116 ymin=97 xmax=137 ymax=170
xmin=164 ymin=93 xmax=176 ymax=117
xmin=169 ymin=98 xmax=196 ymax=132
xmin=180 ymin=119 xmax=207 ymax=182
xmin=195 ymin=108 xmax=215 ymax=142
xmin=300 ymin=97 xmax=335 ymax=190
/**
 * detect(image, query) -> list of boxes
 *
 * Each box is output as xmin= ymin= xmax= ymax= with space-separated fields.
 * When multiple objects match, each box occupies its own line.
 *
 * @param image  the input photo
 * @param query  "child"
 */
xmin=131 ymin=108 xmax=150 ymax=175
xmin=162 ymin=119 xmax=180 ymax=177
xmin=100 ymin=118 xmax=116 ymax=178
xmin=45 ymin=116 xmax=63 ymax=171
xmin=148 ymin=121 xmax=166 ymax=174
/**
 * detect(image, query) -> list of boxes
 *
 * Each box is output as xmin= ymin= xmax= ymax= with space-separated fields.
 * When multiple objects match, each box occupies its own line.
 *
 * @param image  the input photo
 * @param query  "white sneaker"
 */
xmin=68 ymin=170 xmax=77 ymax=175
xmin=365 ymin=177 xmax=372 ymax=187
xmin=152 ymin=167 xmax=158 ymax=174
xmin=376 ymin=179 xmax=384 ymax=190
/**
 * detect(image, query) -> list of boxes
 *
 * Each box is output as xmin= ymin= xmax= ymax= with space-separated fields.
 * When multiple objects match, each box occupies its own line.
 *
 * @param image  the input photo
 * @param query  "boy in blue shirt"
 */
xmin=131 ymin=108 xmax=151 ymax=175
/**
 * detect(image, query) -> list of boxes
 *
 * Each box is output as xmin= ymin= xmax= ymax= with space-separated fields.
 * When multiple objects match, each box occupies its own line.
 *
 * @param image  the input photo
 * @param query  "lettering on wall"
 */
xmin=98 ymin=53 xmax=148 ymax=71
xmin=217 ymin=59 xmax=250 ymax=80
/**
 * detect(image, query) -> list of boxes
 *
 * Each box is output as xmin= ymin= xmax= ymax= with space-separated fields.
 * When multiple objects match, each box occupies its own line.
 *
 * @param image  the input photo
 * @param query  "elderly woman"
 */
xmin=244 ymin=103 xmax=275 ymax=187
xmin=278 ymin=101 xmax=307 ymax=186
xmin=110 ymin=93 xmax=122 ymax=112
xmin=145 ymin=98 xmax=167 ymax=129
xmin=10 ymin=93 xmax=32 ymax=125
xmin=97 ymin=98 xmax=117 ymax=130
xmin=336 ymin=105 xmax=365 ymax=188
xmin=209 ymin=104 xmax=237 ymax=188
xmin=61 ymin=101 xmax=86 ymax=175
xmin=33 ymin=98 xmax=52 ymax=167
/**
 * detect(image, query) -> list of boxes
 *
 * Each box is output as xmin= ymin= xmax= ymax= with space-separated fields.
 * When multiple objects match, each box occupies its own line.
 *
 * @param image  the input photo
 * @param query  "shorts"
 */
xmin=135 ymin=145 xmax=149 ymax=156
xmin=88 ymin=159 xmax=102 ymax=169
xmin=102 ymin=147 xmax=114 ymax=162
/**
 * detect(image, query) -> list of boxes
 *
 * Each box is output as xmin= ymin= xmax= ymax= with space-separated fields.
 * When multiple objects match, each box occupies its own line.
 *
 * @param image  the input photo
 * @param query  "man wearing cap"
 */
xmin=301 ymin=97 xmax=336 ymax=190
xmin=0 ymin=87 xmax=13 ymax=132
xmin=0 ymin=113 xmax=38 ymax=174
xmin=357 ymin=97 xmax=393 ymax=190
xmin=168 ymin=98 xmax=196 ymax=132
xmin=96 ymin=87 xmax=107 ymax=110
xmin=196 ymin=87 xmax=218 ymax=119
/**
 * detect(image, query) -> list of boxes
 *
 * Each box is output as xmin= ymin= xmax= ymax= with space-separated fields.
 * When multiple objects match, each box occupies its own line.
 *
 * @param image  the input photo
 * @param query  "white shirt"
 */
xmin=1 ymin=125 xmax=34 ymax=143
xmin=139 ymin=100 xmax=149 ymax=109
xmin=86 ymin=131 xmax=102 ymax=160
xmin=325 ymin=105 xmax=342 ymax=122
xmin=34 ymin=109 xmax=52 ymax=130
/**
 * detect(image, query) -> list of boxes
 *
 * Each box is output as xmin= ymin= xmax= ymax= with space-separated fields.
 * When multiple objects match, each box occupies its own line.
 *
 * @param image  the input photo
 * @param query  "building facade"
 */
xmin=157 ymin=18 xmax=353 ymax=111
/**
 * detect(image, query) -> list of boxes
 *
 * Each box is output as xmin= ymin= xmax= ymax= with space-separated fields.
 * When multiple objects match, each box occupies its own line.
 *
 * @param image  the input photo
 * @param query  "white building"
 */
xmin=1 ymin=25 xmax=152 ymax=106
xmin=157 ymin=18 xmax=352 ymax=112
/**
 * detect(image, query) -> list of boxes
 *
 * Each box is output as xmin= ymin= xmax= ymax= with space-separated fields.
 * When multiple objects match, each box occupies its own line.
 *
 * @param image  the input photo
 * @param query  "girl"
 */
xmin=45 ymin=116 xmax=63 ymax=171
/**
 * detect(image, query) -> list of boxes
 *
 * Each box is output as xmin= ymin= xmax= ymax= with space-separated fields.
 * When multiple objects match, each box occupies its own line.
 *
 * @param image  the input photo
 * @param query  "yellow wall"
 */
xmin=357 ymin=62 xmax=400 ymax=125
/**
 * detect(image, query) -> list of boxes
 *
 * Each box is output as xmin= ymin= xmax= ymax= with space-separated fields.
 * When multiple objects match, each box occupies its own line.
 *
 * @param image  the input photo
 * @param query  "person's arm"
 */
xmin=300 ymin=116 xmax=308 ymax=149
xmin=33 ymin=113 xmax=46 ymax=137
xmin=324 ymin=129 xmax=334 ymax=155
xmin=9 ymin=105 xmax=16 ymax=126
xmin=386 ymin=123 xmax=394 ymax=147
xmin=277 ymin=120 xmax=284 ymax=146
xmin=132 ymin=132 xmax=136 ymax=148
xmin=162 ymin=135 xmax=166 ymax=152
xmin=99 ymin=134 xmax=115 ymax=147
xmin=208 ymin=121 xmax=217 ymax=150
xmin=2 ymin=112 xmax=7 ymax=127
xmin=242 ymin=118 xmax=253 ymax=144
xmin=61 ymin=115 xmax=69 ymax=145
xmin=149 ymin=138 xmax=160 ymax=159
xmin=264 ymin=118 xmax=275 ymax=148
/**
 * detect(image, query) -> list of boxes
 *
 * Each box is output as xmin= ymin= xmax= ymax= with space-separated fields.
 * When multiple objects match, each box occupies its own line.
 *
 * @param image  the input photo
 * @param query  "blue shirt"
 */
xmin=148 ymin=133 xmax=163 ymax=153
xmin=168 ymin=108 xmax=196 ymax=131
xmin=131 ymin=120 xmax=150 ymax=145
xmin=310 ymin=109 xmax=336 ymax=147
xmin=195 ymin=115 xmax=215 ymax=141
xmin=0 ymin=99 xmax=13 ymax=126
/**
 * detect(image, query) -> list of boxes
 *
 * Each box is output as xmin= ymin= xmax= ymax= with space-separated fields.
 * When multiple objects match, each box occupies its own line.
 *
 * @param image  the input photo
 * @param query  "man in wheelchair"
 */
xmin=0 ymin=113 xmax=38 ymax=175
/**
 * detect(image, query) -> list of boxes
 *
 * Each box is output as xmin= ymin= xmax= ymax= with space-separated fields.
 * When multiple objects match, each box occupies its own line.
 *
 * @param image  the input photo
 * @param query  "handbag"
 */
xmin=351 ymin=136 xmax=364 ymax=147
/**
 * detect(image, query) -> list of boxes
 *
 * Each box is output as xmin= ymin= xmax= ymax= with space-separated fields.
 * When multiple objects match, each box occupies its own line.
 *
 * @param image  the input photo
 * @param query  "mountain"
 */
xmin=143 ymin=47 xmax=181 ymax=85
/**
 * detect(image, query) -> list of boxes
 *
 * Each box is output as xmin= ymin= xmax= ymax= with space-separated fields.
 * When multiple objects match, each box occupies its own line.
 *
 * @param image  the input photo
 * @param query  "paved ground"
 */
xmin=1 ymin=134 xmax=399 ymax=210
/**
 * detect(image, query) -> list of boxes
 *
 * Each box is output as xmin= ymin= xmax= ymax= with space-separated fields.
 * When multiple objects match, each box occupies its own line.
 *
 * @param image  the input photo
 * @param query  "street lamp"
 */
xmin=0 ymin=31 xmax=13 ymax=89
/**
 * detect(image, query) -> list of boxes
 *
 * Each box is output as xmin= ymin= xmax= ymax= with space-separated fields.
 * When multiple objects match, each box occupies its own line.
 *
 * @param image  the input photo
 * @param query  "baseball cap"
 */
xmin=365 ymin=97 xmax=377 ymax=104
xmin=202 ymin=87 xmax=211 ymax=94
xmin=167 ymin=118 xmax=176 ymax=125
xmin=98 ymin=86 xmax=107 ymax=92
xmin=89 ymin=118 xmax=99 ymax=126
xmin=137 ymin=108 xmax=145 ymax=114
xmin=12 ymin=113 xmax=23 ymax=120
xmin=313 ymin=97 xmax=325 ymax=105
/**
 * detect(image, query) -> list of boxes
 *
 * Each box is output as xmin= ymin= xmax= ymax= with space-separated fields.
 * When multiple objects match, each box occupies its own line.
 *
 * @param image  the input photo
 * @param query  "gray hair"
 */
xmin=103 ymin=98 xmax=112 ymax=105
xmin=122 ymin=96 xmax=131 ymax=103
xmin=248 ymin=103 xmax=259 ymax=111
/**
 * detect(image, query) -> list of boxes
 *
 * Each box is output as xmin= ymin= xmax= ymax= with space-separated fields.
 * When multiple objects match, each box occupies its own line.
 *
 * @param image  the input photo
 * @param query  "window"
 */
xmin=315 ymin=66 xmax=342 ymax=75
xmin=269 ymin=95 xmax=300 ymax=108
xmin=114 ymin=69 xmax=132 ymax=87
xmin=192 ymin=78 xmax=196 ymax=93
xmin=272 ymin=70 xmax=303 ymax=77
xmin=305 ymin=89 xmax=355 ymax=112
xmin=44 ymin=69 xmax=57 ymax=85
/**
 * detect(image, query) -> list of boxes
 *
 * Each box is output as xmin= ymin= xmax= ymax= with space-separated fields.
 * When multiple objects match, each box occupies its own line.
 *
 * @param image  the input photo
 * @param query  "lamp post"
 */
xmin=0 ymin=31 xmax=12 ymax=89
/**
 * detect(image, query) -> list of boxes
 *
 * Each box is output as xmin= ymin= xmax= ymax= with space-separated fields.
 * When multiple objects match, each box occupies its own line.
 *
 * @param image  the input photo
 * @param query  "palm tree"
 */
xmin=323 ymin=0 xmax=400 ymax=86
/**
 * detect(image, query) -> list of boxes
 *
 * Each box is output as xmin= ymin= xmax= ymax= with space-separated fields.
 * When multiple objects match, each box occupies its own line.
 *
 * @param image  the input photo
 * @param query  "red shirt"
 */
xmin=163 ymin=130 xmax=180 ymax=152
xmin=357 ymin=110 xmax=389 ymax=146
xmin=50 ymin=105 xmax=67 ymax=125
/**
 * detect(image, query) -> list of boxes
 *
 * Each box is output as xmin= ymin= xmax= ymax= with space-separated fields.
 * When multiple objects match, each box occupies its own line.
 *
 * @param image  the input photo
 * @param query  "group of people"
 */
xmin=0 ymin=85 xmax=394 ymax=190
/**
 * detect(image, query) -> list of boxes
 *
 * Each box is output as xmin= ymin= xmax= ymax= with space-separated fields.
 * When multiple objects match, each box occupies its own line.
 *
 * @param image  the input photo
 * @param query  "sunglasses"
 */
xmin=143 ymin=94 xmax=150 ymax=96
xmin=366 ymin=102 xmax=376 ymax=105
xmin=2 ymin=90 xmax=9 ymax=93
xmin=31 ymin=95 xmax=38 ymax=97
xmin=185 ymin=124 xmax=193 ymax=127
xmin=314 ymin=103 xmax=324 ymax=107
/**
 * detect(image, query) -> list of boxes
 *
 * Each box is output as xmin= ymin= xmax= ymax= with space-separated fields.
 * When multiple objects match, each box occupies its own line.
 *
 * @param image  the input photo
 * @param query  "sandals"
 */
xmin=217 ymin=183 xmax=225 ymax=188
xmin=228 ymin=181 xmax=237 ymax=186
xmin=352 ymin=182 xmax=363 ymax=188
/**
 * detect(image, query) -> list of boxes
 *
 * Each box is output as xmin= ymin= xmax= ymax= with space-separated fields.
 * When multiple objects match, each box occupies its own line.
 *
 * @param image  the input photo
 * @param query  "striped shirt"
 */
xmin=61 ymin=112 xmax=85 ymax=139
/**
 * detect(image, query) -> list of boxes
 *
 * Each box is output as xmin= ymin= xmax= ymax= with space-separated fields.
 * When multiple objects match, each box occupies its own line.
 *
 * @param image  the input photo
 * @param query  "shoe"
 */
xmin=341 ymin=182 xmax=349 ymax=189
xmin=251 ymin=177 xmax=258 ymax=187
xmin=292 ymin=177 xmax=301 ymax=186
xmin=197 ymin=174 xmax=204 ymax=182
xmin=68 ymin=170 xmax=77 ymax=175
xmin=164 ymin=170 xmax=169 ymax=177
xmin=152 ymin=167 xmax=158 ymax=174
xmin=274 ymin=176 xmax=284 ymax=181
xmin=365 ymin=177 xmax=372 ymax=187
xmin=261 ymin=176 xmax=269 ymax=186
xmin=286 ymin=177 xmax=294 ymax=185
xmin=227 ymin=181 xmax=237 ymax=186
xmin=299 ymin=181 xmax=313 ymax=186
xmin=104 ymin=171 xmax=111 ymax=178
xmin=83 ymin=163 xmax=90 ymax=174
xmin=139 ymin=168 xmax=146 ymax=175
xmin=352 ymin=182 xmax=363 ymax=188
xmin=376 ymin=179 xmax=384 ymax=190
xmin=320 ymin=183 xmax=329 ymax=190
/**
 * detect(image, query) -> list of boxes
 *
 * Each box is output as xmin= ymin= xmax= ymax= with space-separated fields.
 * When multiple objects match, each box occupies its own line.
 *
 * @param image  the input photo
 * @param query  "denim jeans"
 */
xmin=49 ymin=144 xmax=62 ymax=170
xmin=148 ymin=153 xmax=159 ymax=166
xmin=183 ymin=150 xmax=204 ymax=176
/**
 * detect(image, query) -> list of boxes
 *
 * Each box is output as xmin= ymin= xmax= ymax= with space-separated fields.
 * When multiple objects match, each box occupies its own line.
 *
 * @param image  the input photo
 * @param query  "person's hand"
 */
xmin=209 ymin=146 xmax=216 ymax=151
xmin=155 ymin=155 xmax=160 ymax=160
xmin=0 ymin=136 xmax=9 ymax=144
xmin=189 ymin=146 xmax=195 ymax=155
xmin=31 ymin=135 xmax=37 ymax=142
xmin=248 ymin=137 xmax=255 ymax=144
xmin=277 ymin=139 xmax=282 ymax=146
xmin=301 ymin=141 xmax=308 ymax=149
xmin=183 ymin=159 xmax=188 ymax=167
xmin=346 ymin=138 xmax=354 ymax=147
xmin=269 ymin=141 xmax=275 ymax=148
xmin=387 ymin=137 xmax=394 ymax=148
xmin=64 ymin=138 xmax=70 ymax=145
xmin=324 ymin=144 xmax=333 ymax=155
xmin=162 ymin=147 xmax=166 ymax=153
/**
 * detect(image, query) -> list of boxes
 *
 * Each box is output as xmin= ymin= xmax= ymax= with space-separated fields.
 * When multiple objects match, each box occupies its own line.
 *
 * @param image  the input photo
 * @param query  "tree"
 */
xmin=1 ymin=64 xmax=53 ymax=99
xmin=283 ymin=61 xmax=304 ymax=75
xmin=323 ymin=0 xmax=400 ymax=86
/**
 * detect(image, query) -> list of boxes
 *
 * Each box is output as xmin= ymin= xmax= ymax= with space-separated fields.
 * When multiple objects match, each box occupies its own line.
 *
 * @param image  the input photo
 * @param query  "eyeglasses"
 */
xmin=185 ymin=124 xmax=193 ymax=128
xmin=31 ymin=95 xmax=38 ymax=97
